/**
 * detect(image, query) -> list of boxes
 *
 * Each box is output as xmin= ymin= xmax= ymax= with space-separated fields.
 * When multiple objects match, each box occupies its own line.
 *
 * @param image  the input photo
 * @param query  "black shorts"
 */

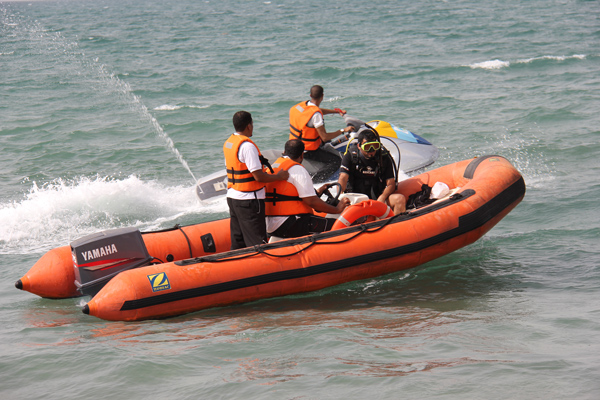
xmin=227 ymin=197 xmax=267 ymax=250
xmin=270 ymin=214 xmax=337 ymax=239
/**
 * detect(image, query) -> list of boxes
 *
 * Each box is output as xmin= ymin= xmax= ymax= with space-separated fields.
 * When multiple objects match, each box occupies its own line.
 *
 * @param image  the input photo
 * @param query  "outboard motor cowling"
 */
xmin=72 ymin=227 xmax=152 ymax=297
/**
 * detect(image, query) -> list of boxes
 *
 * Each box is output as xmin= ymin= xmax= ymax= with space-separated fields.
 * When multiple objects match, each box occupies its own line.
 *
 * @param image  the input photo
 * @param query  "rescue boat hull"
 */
xmin=84 ymin=155 xmax=525 ymax=321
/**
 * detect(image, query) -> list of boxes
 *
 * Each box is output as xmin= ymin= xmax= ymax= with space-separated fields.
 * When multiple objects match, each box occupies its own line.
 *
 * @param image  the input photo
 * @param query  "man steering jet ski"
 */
xmin=289 ymin=85 xmax=355 ymax=182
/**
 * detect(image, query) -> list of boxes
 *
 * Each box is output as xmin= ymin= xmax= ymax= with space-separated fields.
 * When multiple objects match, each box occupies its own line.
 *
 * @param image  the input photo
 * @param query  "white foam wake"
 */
xmin=153 ymin=104 xmax=210 ymax=111
xmin=466 ymin=54 xmax=586 ymax=70
xmin=0 ymin=176 xmax=227 ymax=254
xmin=467 ymin=59 xmax=511 ymax=70
xmin=516 ymin=54 xmax=586 ymax=64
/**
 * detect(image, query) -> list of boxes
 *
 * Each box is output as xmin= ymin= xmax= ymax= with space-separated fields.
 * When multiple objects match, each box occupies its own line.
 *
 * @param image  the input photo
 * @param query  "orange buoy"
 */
xmin=331 ymin=200 xmax=394 ymax=230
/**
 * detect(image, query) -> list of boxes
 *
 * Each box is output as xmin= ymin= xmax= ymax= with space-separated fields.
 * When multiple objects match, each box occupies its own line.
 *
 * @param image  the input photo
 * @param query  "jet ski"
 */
xmin=195 ymin=115 xmax=439 ymax=201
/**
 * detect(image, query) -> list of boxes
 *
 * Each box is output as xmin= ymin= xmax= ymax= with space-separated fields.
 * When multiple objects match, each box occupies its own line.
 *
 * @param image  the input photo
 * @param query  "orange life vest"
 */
xmin=223 ymin=134 xmax=266 ymax=192
xmin=265 ymin=157 xmax=314 ymax=216
xmin=289 ymin=101 xmax=323 ymax=151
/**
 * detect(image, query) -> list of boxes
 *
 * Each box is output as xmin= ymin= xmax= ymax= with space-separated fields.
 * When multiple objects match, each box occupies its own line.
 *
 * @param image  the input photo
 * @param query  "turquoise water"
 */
xmin=1 ymin=0 xmax=599 ymax=398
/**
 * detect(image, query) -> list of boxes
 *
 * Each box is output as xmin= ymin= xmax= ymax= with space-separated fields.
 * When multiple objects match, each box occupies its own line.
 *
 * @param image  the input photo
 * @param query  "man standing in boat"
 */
xmin=337 ymin=128 xmax=407 ymax=215
xmin=265 ymin=139 xmax=350 ymax=239
xmin=224 ymin=111 xmax=289 ymax=250
xmin=289 ymin=85 xmax=355 ymax=180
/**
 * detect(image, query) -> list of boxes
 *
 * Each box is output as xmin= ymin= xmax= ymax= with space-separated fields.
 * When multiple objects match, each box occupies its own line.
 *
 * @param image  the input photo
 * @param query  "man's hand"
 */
xmin=335 ymin=197 xmax=351 ymax=213
xmin=316 ymin=183 xmax=334 ymax=197
xmin=252 ymin=168 xmax=288 ymax=183
xmin=276 ymin=169 xmax=289 ymax=181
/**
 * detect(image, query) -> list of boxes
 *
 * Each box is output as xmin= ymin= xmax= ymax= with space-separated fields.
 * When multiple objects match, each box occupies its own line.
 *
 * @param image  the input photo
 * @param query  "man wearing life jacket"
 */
xmin=224 ymin=111 xmax=289 ymax=250
xmin=289 ymin=85 xmax=355 ymax=181
xmin=265 ymin=139 xmax=350 ymax=239
xmin=337 ymin=128 xmax=407 ymax=215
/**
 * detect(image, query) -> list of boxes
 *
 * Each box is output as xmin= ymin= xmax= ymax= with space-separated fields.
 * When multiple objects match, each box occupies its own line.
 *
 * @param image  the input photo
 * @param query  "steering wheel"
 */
xmin=321 ymin=183 xmax=342 ymax=206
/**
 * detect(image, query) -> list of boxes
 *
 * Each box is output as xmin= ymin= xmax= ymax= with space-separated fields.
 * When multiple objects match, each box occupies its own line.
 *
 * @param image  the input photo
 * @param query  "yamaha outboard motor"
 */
xmin=72 ymin=227 xmax=152 ymax=297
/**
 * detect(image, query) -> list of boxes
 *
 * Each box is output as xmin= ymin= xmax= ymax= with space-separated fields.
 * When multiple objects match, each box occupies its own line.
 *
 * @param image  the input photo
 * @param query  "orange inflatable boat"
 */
xmin=15 ymin=219 xmax=232 ymax=298
xmin=81 ymin=155 xmax=525 ymax=321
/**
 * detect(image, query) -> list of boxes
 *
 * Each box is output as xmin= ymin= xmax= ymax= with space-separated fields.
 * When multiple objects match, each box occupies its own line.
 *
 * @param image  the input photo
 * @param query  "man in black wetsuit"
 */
xmin=337 ymin=128 xmax=406 ymax=214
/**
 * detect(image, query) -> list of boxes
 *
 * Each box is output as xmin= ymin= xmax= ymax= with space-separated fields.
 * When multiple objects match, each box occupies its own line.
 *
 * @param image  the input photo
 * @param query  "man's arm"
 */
xmin=376 ymin=177 xmax=397 ymax=203
xmin=337 ymin=171 xmax=350 ymax=193
xmin=302 ymin=195 xmax=350 ymax=215
xmin=290 ymin=164 xmax=349 ymax=214
xmin=240 ymin=142 xmax=289 ymax=183
xmin=376 ymin=154 xmax=398 ymax=202
xmin=252 ymin=169 xmax=288 ymax=183
xmin=320 ymin=108 xmax=346 ymax=116
xmin=316 ymin=124 xmax=354 ymax=143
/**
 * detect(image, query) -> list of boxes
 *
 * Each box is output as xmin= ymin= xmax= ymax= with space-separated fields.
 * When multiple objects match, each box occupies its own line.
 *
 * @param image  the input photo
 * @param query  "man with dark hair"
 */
xmin=224 ymin=111 xmax=289 ymax=250
xmin=289 ymin=85 xmax=354 ymax=180
xmin=337 ymin=128 xmax=406 ymax=214
xmin=265 ymin=139 xmax=350 ymax=239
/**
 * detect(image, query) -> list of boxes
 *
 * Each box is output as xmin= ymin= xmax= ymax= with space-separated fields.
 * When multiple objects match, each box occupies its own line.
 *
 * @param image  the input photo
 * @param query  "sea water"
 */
xmin=1 ymin=0 xmax=599 ymax=398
